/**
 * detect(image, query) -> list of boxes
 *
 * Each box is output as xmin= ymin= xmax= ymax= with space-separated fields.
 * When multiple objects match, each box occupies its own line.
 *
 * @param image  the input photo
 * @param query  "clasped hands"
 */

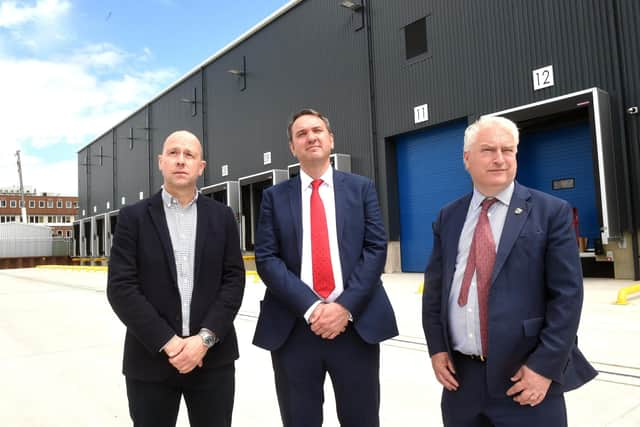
xmin=163 ymin=335 xmax=208 ymax=374
xmin=309 ymin=302 xmax=350 ymax=340
xmin=431 ymin=352 xmax=551 ymax=407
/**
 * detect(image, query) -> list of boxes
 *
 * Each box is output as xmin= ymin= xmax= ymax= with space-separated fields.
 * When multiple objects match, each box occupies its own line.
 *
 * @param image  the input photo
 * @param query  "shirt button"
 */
xmin=467 ymin=308 xmax=472 ymax=313
xmin=468 ymin=333 xmax=473 ymax=338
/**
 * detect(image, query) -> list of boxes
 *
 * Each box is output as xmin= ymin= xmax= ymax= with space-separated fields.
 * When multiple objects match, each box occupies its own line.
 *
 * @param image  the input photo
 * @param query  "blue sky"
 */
xmin=0 ymin=0 xmax=290 ymax=195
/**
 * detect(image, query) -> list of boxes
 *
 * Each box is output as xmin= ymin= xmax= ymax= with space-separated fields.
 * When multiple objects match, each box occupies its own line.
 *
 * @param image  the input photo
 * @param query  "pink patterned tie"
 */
xmin=458 ymin=197 xmax=498 ymax=356
xmin=311 ymin=179 xmax=335 ymax=298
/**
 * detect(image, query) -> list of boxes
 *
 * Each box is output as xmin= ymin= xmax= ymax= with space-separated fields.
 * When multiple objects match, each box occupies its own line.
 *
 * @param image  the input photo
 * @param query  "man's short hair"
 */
xmin=463 ymin=116 xmax=519 ymax=152
xmin=287 ymin=108 xmax=333 ymax=141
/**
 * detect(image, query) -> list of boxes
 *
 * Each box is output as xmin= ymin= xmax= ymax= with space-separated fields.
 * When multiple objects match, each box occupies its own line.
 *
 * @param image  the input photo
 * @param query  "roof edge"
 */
xmin=78 ymin=0 xmax=303 ymax=153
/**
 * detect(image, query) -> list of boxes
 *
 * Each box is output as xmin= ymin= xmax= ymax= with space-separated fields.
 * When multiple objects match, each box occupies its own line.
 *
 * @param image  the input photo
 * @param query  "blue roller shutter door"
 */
xmin=395 ymin=120 xmax=470 ymax=272
xmin=517 ymin=122 xmax=599 ymax=245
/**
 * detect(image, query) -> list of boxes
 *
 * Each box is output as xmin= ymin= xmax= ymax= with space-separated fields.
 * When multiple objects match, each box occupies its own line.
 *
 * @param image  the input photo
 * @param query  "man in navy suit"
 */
xmin=107 ymin=130 xmax=245 ymax=427
xmin=423 ymin=116 xmax=597 ymax=426
xmin=253 ymin=109 xmax=398 ymax=427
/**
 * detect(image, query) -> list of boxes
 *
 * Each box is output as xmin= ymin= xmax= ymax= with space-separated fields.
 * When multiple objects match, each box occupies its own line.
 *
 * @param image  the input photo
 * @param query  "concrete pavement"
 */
xmin=0 ymin=268 xmax=638 ymax=426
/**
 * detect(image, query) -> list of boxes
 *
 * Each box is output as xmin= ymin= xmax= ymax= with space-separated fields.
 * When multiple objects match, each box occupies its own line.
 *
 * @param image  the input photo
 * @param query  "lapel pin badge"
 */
xmin=514 ymin=207 xmax=523 ymax=215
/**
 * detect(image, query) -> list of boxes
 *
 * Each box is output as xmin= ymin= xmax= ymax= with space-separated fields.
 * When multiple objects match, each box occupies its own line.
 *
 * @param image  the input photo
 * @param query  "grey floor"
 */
xmin=0 ymin=268 xmax=638 ymax=426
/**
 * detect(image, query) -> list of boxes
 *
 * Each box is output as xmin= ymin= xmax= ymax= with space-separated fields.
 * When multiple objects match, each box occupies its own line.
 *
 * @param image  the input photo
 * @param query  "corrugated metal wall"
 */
xmin=77 ymin=147 xmax=90 ymax=218
xmin=0 ymin=224 xmax=52 ymax=257
xmin=78 ymin=0 xmax=374 ymax=197
xmin=369 ymin=0 xmax=636 ymax=237
xmin=615 ymin=0 xmax=640 ymax=224
xmin=115 ymin=109 xmax=149 ymax=210
xmin=204 ymin=0 xmax=372 ymax=182
xmin=149 ymin=72 xmax=205 ymax=191
xmin=89 ymin=132 xmax=114 ymax=215
xmin=76 ymin=0 xmax=640 ymax=234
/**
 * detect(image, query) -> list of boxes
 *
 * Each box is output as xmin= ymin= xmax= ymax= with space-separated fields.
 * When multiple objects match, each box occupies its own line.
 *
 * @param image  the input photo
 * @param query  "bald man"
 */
xmin=108 ymin=130 xmax=245 ymax=427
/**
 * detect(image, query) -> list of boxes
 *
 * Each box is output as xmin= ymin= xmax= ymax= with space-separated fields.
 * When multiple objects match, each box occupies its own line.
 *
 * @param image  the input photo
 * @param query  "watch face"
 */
xmin=203 ymin=335 xmax=214 ymax=347
xmin=200 ymin=333 xmax=215 ymax=348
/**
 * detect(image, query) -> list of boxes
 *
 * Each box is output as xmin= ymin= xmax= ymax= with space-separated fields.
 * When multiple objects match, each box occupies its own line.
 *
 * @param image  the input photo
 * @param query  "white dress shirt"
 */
xmin=299 ymin=168 xmax=345 ymax=320
xmin=161 ymin=187 xmax=198 ymax=337
xmin=448 ymin=182 xmax=514 ymax=356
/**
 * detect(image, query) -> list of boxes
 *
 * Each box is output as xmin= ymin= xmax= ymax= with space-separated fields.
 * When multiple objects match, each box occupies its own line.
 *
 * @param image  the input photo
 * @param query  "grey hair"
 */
xmin=464 ymin=116 xmax=519 ymax=152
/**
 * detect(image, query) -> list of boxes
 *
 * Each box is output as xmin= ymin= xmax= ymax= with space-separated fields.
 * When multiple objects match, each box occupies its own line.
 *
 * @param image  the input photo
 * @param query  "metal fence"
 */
xmin=52 ymin=238 xmax=73 ymax=256
xmin=0 ymin=237 xmax=73 ymax=258
xmin=0 ymin=224 xmax=72 ymax=257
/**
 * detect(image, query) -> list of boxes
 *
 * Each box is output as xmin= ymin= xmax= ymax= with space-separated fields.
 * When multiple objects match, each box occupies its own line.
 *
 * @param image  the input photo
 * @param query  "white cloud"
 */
xmin=0 ymin=1 xmax=178 ymax=196
xmin=139 ymin=46 xmax=153 ymax=62
xmin=0 ymin=0 xmax=70 ymax=28
xmin=1 ymin=0 xmax=72 ymax=53
xmin=0 ymin=154 xmax=78 ymax=196
xmin=0 ymin=55 xmax=176 ymax=147
xmin=0 ymin=50 xmax=177 ymax=195
xmin=71 ymin=43 xmax=126 ymax=69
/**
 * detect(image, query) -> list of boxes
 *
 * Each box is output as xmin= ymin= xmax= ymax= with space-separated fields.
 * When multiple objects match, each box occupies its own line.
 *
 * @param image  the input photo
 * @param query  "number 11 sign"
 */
xmin=532 ymin=65 xmax=554 ymax=91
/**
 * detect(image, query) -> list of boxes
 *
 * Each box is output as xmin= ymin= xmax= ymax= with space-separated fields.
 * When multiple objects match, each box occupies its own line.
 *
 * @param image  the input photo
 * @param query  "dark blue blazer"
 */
xmin=423 ymin=182 xmax=597 ymax=397
xmin=253 ymin=170 xmax=398 ymax=351
xmin=107 ymin=191 xmax=245 ymax=381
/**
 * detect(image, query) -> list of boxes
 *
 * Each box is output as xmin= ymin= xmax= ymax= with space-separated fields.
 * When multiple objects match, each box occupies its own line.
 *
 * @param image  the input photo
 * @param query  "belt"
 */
xmin=454 ymin=351 xmax=486 ymax=362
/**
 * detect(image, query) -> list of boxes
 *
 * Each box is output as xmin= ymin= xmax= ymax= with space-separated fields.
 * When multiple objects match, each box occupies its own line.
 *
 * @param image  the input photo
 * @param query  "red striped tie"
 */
xmin=310 ymin=179 xmax=335 ymax=299
xmin=458 ymin=197 xmax=498 ymax=356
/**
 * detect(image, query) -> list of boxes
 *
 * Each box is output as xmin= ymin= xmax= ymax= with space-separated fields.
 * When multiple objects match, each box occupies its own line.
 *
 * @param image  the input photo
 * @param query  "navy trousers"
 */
xmin=441 ymin=352 xmax=567 ymax=427
xmin=271 ymin=320 xmax=380 ymax=427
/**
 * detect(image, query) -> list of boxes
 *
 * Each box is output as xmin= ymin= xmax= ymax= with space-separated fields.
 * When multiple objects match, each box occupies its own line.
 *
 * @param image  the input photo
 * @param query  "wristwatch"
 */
xmin=198 ymin=329 xmax=218 ymax=349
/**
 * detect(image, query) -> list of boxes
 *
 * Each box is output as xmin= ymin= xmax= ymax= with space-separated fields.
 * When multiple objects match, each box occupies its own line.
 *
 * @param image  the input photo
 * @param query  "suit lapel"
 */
xmin=147 ymin=192 xmax=178 ymax=284
xmin=332 ymin=170 xmax=349 ymax=276
xmin=288 ymin=177 xmax=303 ymax=261
xmin=491 ymin=183 xmax=531 ymax=283
xmin=444 ymin=194 xmax=472 ymax=293
xmin=193 ymin=196 xmax=207 ymax=289
xmin=333 ymin=170 xmax=346 ymax=243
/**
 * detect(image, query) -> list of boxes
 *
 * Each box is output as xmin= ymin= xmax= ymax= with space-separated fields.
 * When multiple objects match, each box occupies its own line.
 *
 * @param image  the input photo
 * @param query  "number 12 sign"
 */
xmin=532 ymin=65 xmax=554 ymax=91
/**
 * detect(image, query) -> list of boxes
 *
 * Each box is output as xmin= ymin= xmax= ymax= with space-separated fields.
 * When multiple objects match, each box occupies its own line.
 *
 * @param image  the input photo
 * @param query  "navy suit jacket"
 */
xmin=107 ymin=191 xmax=245 ymax=381
xmin=423 ymin=182 xmax=597 ymax=397
xmin=253 ymin=170 xmax=398 ymax=351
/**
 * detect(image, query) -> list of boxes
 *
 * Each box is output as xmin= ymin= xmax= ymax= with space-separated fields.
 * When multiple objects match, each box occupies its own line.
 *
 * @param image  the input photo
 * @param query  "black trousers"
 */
xmin=271 ymin=320 xmax=380 ymax=427
xmin=125 ymin=363 xmax=235 ymax=427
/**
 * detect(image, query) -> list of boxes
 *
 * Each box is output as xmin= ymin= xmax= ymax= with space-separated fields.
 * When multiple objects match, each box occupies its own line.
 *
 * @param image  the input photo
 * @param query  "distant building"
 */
xmin=0 ymin=187 xmax=78 ymax=238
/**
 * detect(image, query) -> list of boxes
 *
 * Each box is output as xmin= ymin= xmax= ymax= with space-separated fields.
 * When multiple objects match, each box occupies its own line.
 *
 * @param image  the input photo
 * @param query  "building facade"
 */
xmin=0 ymin=188 xmax=78 ymax=238
xmin=76 ymin=0 xmax=640 ymax=279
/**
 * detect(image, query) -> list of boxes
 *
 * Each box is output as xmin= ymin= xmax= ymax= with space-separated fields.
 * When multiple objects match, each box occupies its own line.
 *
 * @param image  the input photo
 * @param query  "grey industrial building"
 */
xmin=76 ymin=0 xmax=640 ymax=279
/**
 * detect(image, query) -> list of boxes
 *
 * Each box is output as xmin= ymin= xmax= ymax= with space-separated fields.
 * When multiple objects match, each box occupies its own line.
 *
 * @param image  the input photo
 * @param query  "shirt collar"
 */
xmin=161 ymin=186 xmax=199 ymax=208
xmin=299 ymin=167 xmax=334 ymax=190
xmin=470 ymin=181 xmax=514 ymax=210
